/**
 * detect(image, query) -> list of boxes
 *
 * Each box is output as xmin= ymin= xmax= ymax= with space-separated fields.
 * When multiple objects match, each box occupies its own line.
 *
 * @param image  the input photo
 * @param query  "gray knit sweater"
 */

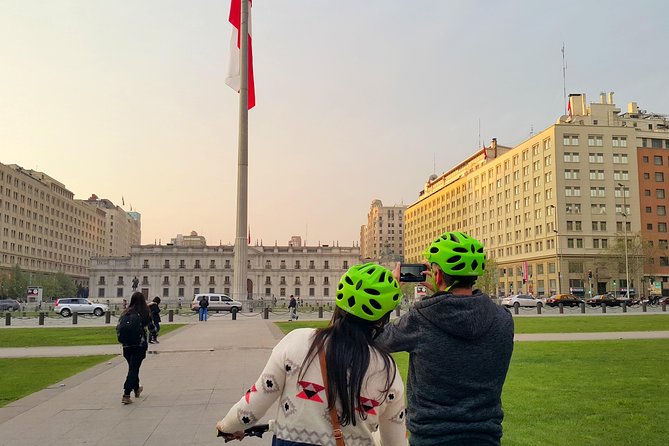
xmin=377 ymin=291 xmax=514 ymax=446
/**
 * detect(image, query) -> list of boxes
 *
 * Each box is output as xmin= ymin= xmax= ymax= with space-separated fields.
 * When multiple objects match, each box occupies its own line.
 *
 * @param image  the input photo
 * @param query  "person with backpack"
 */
xmin=198 ymin=295 xmax=209 ymax=321
xmin=117 ymin=291 xmax=156 ymax=405
xmin=217 ymin=263 xmax=408 ymax=445
xmin=148 ymin=296 xmax=161 ymax=344
xmin=287 ymin=294 xmax=298 ymax=321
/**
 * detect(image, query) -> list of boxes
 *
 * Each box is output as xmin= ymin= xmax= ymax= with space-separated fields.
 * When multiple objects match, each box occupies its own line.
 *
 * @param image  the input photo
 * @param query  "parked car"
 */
xmin=54 ymin=298 xmax=108 ymax=317
xmin=586 ymin=294 xmax=621 ymax=307
xmin=501 ymin=294 xmax=543 ymax=309
xmin=0 ymin=299 xmax=20 ymax=311
xmin=191 ymin=294 xmax=242 ymax=313
xmin=545 ymin=294 xmax=583 ymax=307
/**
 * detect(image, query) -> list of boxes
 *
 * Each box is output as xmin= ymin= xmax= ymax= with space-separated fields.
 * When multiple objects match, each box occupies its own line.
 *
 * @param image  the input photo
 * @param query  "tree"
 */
xmin=602 ymin=232 xmax=647 ymax=295
xmin=475 ymin=257 xmax=499 ymax=296
xmin=0 ymin=265 xmax=29 ymax=300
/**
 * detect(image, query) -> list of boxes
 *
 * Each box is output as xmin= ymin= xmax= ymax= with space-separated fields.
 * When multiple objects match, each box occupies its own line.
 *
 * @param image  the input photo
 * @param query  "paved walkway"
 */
xmin=0 ymin=319 xmax=284 ymax=446
xmin=1 ymin=318 xmax=669 ymax=446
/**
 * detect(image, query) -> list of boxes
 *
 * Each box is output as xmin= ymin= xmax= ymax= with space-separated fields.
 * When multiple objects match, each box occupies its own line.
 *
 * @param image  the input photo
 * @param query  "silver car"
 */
xmin=0 ymin=299 xmax=20 ymax=311
xmin=501 ymin=294 xmax=543 ymax=309
xmin=54 ymin=298 xmax=108 ymax=317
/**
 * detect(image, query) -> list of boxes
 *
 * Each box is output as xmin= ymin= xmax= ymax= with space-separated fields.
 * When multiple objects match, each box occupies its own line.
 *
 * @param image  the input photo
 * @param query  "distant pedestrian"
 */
xmin=122 ymin=299 xmax=128 ymax=310
xmin=148 ymin=297 xmax=161 ymax=344
xmin=199 ymin=296 xmax=209 ymax=321
xmin=288 ymin=294 xmax=298 ymax=321
xmin=117 ymin=291 xmax=156 ymax=405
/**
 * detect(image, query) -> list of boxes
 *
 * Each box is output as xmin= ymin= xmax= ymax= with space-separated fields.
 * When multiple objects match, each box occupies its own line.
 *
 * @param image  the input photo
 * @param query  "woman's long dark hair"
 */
xmin=125 ymin=291 xmax=150 ymax=323
xmin=299 ymin=307 xmax=395 ymax=426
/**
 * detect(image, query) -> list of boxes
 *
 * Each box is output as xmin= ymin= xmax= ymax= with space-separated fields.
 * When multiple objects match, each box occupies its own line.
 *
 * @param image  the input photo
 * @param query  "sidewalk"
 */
xmin=0 ymin=319 xmax=284 ymax=446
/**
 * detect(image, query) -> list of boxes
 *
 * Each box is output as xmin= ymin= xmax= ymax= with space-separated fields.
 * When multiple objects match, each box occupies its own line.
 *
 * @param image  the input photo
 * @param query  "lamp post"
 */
xmin=618 ymin=183 xmax=631 ymax=299
xmin=549 ymin=204 xmax=561 ymax=294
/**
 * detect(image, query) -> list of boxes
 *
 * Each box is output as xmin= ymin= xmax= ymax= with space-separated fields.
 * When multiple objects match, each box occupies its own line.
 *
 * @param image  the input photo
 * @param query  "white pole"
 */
xmin=619 ymin=183 xmax=630 ymax=299
xmin=233 ymin=0 xmax=250 ymax=302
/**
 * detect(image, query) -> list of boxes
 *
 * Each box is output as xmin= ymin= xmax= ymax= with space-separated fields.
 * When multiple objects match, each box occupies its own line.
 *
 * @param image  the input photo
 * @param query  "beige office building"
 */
xmin=84 ymin=196 xmax=142 ymax=257
xmin=360 ymin=199 xmax=406 ymax=263
xmin=89 ymin=233 xmax=361 ymax=301
xmin=405 ymin=93 xmax=669 ymax=298
xmin=0 ymin=163 xmax=140 ymax=285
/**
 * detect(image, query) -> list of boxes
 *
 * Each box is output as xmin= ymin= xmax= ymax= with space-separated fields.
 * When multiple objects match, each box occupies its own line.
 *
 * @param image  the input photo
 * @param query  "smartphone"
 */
xmin=399 ymin=264 xmax=428 ymax=282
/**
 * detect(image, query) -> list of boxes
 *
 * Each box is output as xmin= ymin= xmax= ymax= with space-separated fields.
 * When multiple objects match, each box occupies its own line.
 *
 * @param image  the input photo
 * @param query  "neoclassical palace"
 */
xmin=88 ymin=232 xmax=361 ymax=302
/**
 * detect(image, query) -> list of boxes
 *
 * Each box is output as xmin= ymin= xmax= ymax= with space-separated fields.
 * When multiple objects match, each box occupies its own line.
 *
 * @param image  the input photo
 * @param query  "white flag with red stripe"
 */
xmin=226 ymin=0 xmax=256 ymax=109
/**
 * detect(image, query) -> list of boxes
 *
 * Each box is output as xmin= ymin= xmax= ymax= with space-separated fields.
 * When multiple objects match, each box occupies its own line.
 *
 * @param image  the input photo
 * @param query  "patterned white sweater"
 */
xmin=217 ymin=328 xmax=408 ymax=446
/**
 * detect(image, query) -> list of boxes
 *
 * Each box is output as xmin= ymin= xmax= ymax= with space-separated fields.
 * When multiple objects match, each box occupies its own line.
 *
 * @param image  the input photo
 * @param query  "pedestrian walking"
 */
xmin=288 ymin=294 xmax=298 ymax=321
xmin=217 ymin=263 xmax=407 ymax=445
xmin=199 ymin=296 xmax=209 ymax=321
xmin=377 ymin=232 xmax=514 ymax=445
xmin=116 ymin=291 xmax=156 ymax=405
xmin=148 ymin=296 xmax=161 ymax=344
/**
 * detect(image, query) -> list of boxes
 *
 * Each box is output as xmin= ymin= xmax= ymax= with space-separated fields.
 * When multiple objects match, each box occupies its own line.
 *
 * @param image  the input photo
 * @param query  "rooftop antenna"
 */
xmin=530 ymin=124 xmax=534 ymax=137
xmin=478 ymin=118 xmax=482 ymax=149
xmin=433 ymin=153 xmax=436 ymax=176
xmin=562 ymin=43 xmax=567 ymax=116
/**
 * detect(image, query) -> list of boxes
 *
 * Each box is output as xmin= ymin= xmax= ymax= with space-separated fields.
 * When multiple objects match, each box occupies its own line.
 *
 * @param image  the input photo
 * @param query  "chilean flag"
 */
xmin=226 ymin=0 xmax=256 ymax=109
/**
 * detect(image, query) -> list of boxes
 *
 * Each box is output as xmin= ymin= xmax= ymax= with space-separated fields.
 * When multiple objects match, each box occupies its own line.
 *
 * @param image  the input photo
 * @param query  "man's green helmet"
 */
xmin=336 ymin=263 xmax=401 ymax=321
xmin=423 ymin=232 xmax=485 ymax=277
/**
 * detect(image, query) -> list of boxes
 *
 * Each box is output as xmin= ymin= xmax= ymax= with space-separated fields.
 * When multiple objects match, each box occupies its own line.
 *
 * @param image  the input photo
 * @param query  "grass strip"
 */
xmin=0 ymin=324 xmax=185 ymax=347
xmin=0 ymin=355 xmax=115 ymax=407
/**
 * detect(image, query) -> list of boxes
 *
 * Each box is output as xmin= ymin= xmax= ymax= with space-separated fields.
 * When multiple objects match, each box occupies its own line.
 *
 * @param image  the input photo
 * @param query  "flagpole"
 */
xmin=233 ymin=0 xmax=249 ymax=302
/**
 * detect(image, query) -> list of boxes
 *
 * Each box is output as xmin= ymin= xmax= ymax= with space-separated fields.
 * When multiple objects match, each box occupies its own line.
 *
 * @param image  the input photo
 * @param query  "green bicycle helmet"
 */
xmin=336 ymin=263 xmax=401 ymax=321
xmin=423 ymin=232 xmax=486 ymax=277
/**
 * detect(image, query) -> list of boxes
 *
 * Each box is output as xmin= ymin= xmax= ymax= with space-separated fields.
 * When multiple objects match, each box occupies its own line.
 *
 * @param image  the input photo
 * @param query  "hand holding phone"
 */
xmin=399 ymin=264 xmax=428 ymax=282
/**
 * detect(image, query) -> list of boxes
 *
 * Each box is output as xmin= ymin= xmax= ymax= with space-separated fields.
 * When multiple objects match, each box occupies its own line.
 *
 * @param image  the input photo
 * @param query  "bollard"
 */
xmin=5 ymin=312 xmax=11 ymax=326
xmin=72 ymin=312 xmax=78 ymax=324
xmin=580 ymin=302 xmax=586 ymax=314
xmin=168 ymin=309 xmax=174 ymax=322
xmin=642 ymin=302 xmax=647 ymax=313
xmin=263 ymin=307 xmax=269 ymax=320
xmin=105 ymin=311 xmax=111 ymax=324
xmin=602 ymin=303 xmax=607 ymax=313
xmin=514 ymin=306 xmax=519 ymax=315
xmin=662 ymin=302 xmax=667 ymax=312
xmin=318 ymin=306 xmax=323 ymax=318
xmin=231 ymin=307 xmax=238 ymax=320
xmin=622 ymin=302 xmax=627 ymax=313
xmin=39 ymin=312 xmax=45 ymax=325
xmin=537 ymin=304 xmax=542 ymax=315
xmin=22 ymin=311 xmax=27 ymax=317
xmin=559 ymin=303 xmax=564 ymax=314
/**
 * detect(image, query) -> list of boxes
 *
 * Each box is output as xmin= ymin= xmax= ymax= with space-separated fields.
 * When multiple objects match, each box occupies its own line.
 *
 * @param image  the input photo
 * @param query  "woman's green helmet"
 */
xmin=336 ymin=263 xmax=402 ymax=321
xmin=423 ymin=232 xmax=485 ymax=277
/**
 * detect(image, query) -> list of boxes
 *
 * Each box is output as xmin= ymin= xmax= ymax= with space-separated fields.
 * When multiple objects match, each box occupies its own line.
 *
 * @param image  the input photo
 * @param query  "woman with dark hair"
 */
xmin=119 ymin=291 xmax=155 ymax=405
xmin=217 ymin=263 xmax=408 ymax=445
xmin=148 ymin=296 xmax=161 ymax=344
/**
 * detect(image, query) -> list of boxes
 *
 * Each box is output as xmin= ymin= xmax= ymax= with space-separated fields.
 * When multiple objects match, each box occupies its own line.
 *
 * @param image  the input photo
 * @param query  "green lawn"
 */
xmin=0 ymin=355 xmax=115 ymax=407
xmin=276 ymin=314 xmax=669 ymax=335
xmin=0 ymin=324 xmax=185 ymax=347
xmin=275 ymin=321 xmax=668 ymax=445
xmin=513 ymin=314 xmax=669 ymax=333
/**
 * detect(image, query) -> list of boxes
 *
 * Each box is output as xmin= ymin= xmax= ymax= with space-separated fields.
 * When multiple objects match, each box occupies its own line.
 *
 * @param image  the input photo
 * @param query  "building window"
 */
xmin=280 ymin=288 xmax=286 ymax=297
xmin=655 ymin=172 xmax=665 ymax=182
xmin=194 ymin=276 xmax=201 ymax=285
xmin=265 ymin=276 xmax=271 ymax=285
xmin=659 ymin=223 xmax=667 ymax=233
xmin=280 ymin=276 xmax=286 ymax=285
xmin=265 ymin=288 xmax=271 ymax=296
xmin=588 ymin=153 xmax=604 ymax=163
xmin=178 ymin=288 xmax=184 ymax=297
xmin=225 ymin=260 xmax=231 ymax=268
xmin=655 ymin=156 xmax=664 ymax=166
xmin=612 ymin=136 xmax=627 ymax=147
xmin=309 ymin=276 xmax=315 ymax=285
xmin=162 ymin=276 xmax=169 ymax=285
xmin=642 ymin=155 xmax=649 ymax=163
xmin=98 ymin=288 xmax=105 ymax=298
xmin=563 ymin=135 xmax=579 ymax=146
xmin=194 ymin=260 xmax=201 ymax=269
xmin=588 ymin=135 xmax=603 ymax=146
xmin=163 ymin=288 xmax=169 ymax=297
xmin=210 ymin=260 xmax=216 ymax=269
xmin=194 ymin=287 xmax=200 ymax=295
xmin=343 ymin=261 xmax=349 ymax=269
xmin=294 ymin=288 xmax=301 ymax=297
xmin=323 ymin=277 xmax=330 ymax=285
xmin=613 ymin=154 xmax=628 ymax=164
xmin=179 ymin=260 xmax=185 ymax=268
xmin=658 ymin=189 xmax=666 ymax=199
xmin=143 ymin=260 xmax=149 ymax=269
xmin=164 ymin=260 xmax=170 ymax=269
xmin=117 ymin=288 xmax=123 ymax=297
xmin=295 ymin=260 xmax=301 ymax=269
xmin=280 ymin=260 xmax=286 ymax=269
xmin=265 ymin=260 xmax=271 ymax=269
xmin=324 ymin=260 xmax=329 ymax=269
xmin=309 ymin=260 xmax=315 ymax=269
xmin=658 ymin=206 xmax=667 ymax=216
xmin=178 ymin=276 xmax=185 ymax=285
xmin=309 ymin=288 xmax=315 ymax=297
xmin=224 ymin=276 xmax=230 ymax=285
xmin=323 ymin=287 xmax=329 ymax=297
xmin=295 ymin=277 xmax=301 ymax=285
xmin=142 ymin=276 xmax=149 ymax=285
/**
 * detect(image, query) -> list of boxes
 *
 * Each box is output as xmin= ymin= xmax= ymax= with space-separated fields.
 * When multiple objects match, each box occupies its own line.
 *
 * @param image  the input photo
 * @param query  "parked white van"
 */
xmin=191 ymin=294 xmax=242 ymax=313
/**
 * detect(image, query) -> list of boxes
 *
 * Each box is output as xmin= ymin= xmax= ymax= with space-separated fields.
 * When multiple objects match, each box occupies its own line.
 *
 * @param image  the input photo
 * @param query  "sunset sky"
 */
xmin=2 ymin=0 xmax=669 ymax=246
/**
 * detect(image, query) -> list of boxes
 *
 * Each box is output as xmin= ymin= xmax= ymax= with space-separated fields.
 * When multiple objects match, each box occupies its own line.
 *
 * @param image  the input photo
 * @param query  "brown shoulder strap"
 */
xmin=319 ymin=350 xmax=345 ymax=446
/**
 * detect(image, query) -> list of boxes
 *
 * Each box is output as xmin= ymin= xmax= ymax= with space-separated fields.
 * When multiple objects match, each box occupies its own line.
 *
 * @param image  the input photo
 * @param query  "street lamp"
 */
xmin=618 ymin=183 xmax=630 ymax=299
xmin=549 ymin=204 xmax=561 ymax=294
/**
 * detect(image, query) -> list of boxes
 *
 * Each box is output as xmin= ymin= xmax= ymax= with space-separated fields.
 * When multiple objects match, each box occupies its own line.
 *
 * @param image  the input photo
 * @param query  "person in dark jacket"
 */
xmin=377 ymin=232 xmax=514 ymax=446
xmin=148 ymin=296 xmax=161 ymax=343
xmin=287 ymin=294 xmax=298 ymax=321
xmin=120 ymin=291 xmax=156 ymax=405
xmin=198 ymin=296 xmax=209 ymax=321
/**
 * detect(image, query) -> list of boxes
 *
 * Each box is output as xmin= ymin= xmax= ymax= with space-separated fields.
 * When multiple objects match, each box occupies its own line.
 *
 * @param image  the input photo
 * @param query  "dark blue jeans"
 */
xmin=123 ymin=345 xmax=147 ymax=394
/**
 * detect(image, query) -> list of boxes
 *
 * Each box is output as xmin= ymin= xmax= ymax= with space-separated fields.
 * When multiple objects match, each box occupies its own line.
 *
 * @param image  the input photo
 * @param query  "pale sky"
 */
xmin=2 ymin=1 xmax=669 ymax=247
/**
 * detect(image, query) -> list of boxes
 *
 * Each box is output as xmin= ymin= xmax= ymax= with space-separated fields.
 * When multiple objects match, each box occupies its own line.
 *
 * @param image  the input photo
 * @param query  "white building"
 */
xmin=89 ymin=233 xmax=361 ymax=301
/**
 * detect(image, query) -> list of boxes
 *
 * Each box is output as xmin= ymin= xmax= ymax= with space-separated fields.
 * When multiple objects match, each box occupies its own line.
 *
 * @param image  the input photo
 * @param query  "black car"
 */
xmin=586 ymin=294 xmax=621 ymax=307
xmin=545 ymin=294 xmax=584 ymax=307
xmin=0 ymin=299 xmax=20 ymax=311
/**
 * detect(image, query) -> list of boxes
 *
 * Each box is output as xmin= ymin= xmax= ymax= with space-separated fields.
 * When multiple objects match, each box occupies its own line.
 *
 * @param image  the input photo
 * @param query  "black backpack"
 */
xmin=116 ymin=312 xmax=145 ymax=346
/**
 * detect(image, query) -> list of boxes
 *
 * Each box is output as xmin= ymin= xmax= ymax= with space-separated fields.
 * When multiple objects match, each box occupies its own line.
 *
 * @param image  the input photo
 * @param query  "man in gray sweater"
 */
xmin=377 ymin=232 xmax=514 ymax=446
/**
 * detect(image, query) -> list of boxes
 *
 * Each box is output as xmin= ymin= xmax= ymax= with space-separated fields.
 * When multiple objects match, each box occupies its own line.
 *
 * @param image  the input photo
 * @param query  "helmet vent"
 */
xmin=369 ymin=299 xmax=382 ymax=310
xmin=447 ymin=255 xmax=462 ymax=264
xmin=379 ymin=271 xmax=386 ymax=282
xmin=449 ymin=233 xmax=460 ymax=243
xmin=451 ymin=262 xmax=466 ymax=271
xmin=471 ymin=259 xmax=479 ymax=270
xmin=393 ymin=293 xmax=400 ymax=301
xmin=453 ymin=247 xmax=468 ymax=253
xmin=429 ymin=247 xmax=439 ymax=254
xmin=338 ymin=283 xmax=344 ymax=290
xmin=361 ymin=304 xmax=374 ymax=316
xmin=336 ymin=292 xmax=343 ymax=300
xmin=347 ymin=296 xmax=356 ymax=307
xmin=355 ymin=280 xmax=363 ymax=290
xmin=345 ymin=276 xmax=354 ymax=285
xmin=364 ymin=288 xmax=380 ymax=296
